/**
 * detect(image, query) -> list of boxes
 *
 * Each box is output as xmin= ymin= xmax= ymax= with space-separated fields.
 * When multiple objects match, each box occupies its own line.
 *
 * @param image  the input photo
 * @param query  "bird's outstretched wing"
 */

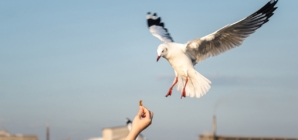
xmin=147 ymin=12 xmax=174 ymax=43
xmin=185 ymin=0 xmax=278 ymax=64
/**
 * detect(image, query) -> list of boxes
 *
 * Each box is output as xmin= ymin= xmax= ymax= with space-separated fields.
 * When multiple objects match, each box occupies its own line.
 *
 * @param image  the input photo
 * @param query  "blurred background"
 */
xmin=0 ymin=0 xmax=297 ymax=140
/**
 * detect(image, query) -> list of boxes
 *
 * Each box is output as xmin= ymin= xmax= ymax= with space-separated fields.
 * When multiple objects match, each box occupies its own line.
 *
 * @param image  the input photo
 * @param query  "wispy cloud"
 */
xmin=156 ymin=74 xmax=174 ymax=82
xmin=156 ymin=73 xmax=255 ymax=86
xmin=155 ymin=73 xmax=298 ymax=93
xmin=213 ymin=90 xmax=298 ymax=115
xmin=208 ymin=73 xmax=255 ymax=86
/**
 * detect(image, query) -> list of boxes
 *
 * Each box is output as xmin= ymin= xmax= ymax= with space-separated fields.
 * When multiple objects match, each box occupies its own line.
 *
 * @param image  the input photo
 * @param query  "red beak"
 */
xmin=156 ymin=56 xmax=161 ymax=62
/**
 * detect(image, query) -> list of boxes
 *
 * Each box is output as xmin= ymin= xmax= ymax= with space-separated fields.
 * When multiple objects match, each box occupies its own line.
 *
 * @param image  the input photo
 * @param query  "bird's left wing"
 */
xmin=147 ymin=12 xmax=174 ymax=43
xmin=185 ymin=0 xmax=278 ymax=64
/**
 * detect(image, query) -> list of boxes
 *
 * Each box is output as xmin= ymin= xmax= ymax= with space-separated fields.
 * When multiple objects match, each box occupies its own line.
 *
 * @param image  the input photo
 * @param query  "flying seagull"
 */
xmin=147 ymin=0 xmax=278 ymax=98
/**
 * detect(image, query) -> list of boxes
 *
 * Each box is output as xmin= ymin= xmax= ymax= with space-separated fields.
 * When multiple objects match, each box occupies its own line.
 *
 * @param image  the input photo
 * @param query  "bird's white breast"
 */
xmin=166 ymin=44 xmax=194 ymax=78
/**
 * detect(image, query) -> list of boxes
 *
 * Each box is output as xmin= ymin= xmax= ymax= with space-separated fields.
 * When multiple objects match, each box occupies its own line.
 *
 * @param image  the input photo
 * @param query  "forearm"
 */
xmin=125 ymin=130 xmax=140 ymax=140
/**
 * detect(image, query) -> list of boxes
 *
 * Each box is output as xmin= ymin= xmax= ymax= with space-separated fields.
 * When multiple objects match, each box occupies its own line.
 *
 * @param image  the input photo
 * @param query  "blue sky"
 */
xmin=0 ymin=0 xmax=298 ymax=140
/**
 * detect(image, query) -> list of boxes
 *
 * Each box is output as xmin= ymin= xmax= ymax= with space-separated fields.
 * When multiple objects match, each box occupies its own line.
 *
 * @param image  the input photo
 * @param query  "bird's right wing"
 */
xmin=147 ymin=12 xmax=174 ymax=43
xmin=185 ymin=0 xmax=278 ymax=64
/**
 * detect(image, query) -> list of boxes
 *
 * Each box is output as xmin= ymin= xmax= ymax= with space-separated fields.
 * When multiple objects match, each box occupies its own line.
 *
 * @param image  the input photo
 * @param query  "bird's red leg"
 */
xmin=165 ymin=77 xmax=178 ymax=97
xmin=181 ymin=76 xmax=188 ymax=99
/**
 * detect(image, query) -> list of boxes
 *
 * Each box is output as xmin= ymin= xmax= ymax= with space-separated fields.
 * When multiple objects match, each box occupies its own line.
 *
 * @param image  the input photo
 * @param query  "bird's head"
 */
xmin=156 ymin=44 xmax=169 ymax=62
xmin=126 ymin=118 xmax=132 ymax=125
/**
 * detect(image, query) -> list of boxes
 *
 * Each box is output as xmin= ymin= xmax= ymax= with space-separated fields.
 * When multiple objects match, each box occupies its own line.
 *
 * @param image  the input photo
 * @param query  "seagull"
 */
xmin=147 ymin=0 xmax=278 ymax=98
xmin=126 ymin=118 xmax=132 ymax=130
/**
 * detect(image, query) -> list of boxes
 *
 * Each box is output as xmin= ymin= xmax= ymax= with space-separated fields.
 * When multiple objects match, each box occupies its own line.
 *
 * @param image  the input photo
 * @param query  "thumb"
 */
xmin=137 ymin=106 xmax=144 ymax=117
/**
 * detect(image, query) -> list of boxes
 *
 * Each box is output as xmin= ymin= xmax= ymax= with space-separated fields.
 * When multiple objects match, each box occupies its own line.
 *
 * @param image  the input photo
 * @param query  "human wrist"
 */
xmin=130 ymin=128 xmax=141 ymax=136
xmin=125 ymin=129 xmax=140 ymax=140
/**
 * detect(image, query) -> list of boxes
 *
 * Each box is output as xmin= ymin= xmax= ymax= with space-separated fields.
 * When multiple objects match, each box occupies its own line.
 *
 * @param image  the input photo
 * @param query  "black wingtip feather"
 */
xmin=245 ymin=0 xmax=278 ymax=29
xmin=250 ymin=0 xmax=278 ymax=18
xmin=147 ymin=13 xmax=165 ymax=28
xmin=146 ymin=12 xmax=174 ymax=42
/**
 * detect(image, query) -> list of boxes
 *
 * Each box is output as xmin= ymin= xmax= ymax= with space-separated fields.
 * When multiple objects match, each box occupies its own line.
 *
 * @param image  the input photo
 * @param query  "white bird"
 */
xmin=147 ymin=0 xmax=278 ymax=98
xmin=126 ymin=118 xmax=132 ymax=130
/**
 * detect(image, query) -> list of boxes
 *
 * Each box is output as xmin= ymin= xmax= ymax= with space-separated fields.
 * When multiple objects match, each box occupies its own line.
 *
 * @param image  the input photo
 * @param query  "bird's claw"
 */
xmin=180 ymin=90 xmax=186 ymax=99
xmin=165 ymin=90 xmax=172 ymax=97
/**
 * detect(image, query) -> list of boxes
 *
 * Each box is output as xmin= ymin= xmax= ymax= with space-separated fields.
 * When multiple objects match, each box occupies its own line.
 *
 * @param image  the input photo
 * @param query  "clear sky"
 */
xmin=1 ymin=0 xmax=298 ymax=140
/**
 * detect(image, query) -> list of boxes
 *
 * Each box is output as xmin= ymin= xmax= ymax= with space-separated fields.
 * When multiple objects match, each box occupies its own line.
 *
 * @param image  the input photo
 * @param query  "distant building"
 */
xmin=199 ymin=134 xmax=298 ymax=140
xmin=88 ymin=137 xmax=103 ymax=140
xmin=199 ymin=115 xmax=298 ymax=140
xmin=0 ymin=129 xmax=38 ymax=140
xmin=102 ymin=126 xmax=129 ymax=140
xmin=46 ymin=123 xmax=50 ymax=140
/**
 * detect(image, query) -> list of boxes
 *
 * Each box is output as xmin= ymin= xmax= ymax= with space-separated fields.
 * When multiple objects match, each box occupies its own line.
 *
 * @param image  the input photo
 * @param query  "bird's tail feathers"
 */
xmin=177 ymin=70 xmax=211 ymax=98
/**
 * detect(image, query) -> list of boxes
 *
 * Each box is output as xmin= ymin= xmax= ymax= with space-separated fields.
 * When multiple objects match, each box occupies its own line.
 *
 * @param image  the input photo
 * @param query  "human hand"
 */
xmin=125 ymin=106 xmax=153 ymax=140
xmin=131 ymin=106 xmax=154 ymax=135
